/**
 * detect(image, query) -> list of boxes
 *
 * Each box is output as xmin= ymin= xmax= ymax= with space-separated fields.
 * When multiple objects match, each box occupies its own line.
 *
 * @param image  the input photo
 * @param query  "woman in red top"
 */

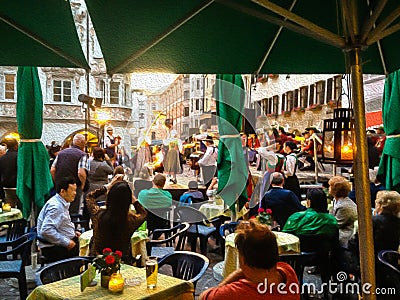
xmin=200 ymin=220 xmax=300 ymax=300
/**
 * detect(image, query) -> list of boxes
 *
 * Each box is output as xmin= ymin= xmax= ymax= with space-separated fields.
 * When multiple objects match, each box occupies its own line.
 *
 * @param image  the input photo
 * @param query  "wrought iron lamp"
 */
xmin=322 ymin=108 xmax=354 ymax=164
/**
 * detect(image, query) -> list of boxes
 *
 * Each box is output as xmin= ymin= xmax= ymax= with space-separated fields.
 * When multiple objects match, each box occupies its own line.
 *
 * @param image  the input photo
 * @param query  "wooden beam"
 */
xmin=219 ymin=0 xmax=345 ymax=49
xmin=368 ymin=22 xmax=400 ymax=45
xmin=360 ymin=0 xmax=387 ymax=44
xmin=252 ymin=0 xmax=345 ymax=48
xmin=368 ymin=5 xmax=400 ymax=44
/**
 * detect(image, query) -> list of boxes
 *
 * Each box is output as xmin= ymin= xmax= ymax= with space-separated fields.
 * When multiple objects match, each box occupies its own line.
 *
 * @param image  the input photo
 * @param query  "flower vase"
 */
xmin=101 ymin=269 xmax=113 ymax=288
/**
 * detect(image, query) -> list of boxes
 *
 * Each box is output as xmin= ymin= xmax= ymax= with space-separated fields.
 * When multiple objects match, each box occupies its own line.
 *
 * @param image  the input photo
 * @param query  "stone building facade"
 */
xmin=249 ymin=74 xmax=384 ymax=133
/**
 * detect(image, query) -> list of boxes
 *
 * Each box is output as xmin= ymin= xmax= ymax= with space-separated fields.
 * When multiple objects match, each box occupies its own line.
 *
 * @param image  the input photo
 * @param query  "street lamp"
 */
xmin=94 ymin=110 xmax=110 ymax=147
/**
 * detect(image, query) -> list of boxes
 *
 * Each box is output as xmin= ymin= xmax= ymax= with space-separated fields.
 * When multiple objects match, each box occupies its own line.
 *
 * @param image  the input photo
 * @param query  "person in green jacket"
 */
xmin=283 ymin=188 xmax=338 ymax=236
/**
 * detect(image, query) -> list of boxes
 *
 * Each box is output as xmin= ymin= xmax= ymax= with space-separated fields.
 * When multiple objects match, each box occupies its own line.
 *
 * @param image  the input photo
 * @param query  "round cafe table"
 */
xmin=79 ymin=229 xmax=149 ymax=266
xmin=0 ymin=208 xmax=23 ymax=224
xmin=199 ymin=203 xmax=227 ymax=219
xmin=222 ymin=231 xmax=300 ymax=278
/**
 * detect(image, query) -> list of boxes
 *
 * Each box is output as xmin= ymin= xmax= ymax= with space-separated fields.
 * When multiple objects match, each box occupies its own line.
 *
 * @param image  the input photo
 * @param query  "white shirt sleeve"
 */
xmin=284 ymin=154 xmax=297 ymax=177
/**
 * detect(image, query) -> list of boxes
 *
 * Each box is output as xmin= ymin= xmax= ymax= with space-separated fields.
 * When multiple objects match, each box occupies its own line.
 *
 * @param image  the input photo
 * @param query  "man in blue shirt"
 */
xmin=260 ymin=172 xmax=306 ymax=228
xmin=179 ymin=181 xmax=204 ymax=206
xmin=37 ymin=177 xmax=81 ymax=261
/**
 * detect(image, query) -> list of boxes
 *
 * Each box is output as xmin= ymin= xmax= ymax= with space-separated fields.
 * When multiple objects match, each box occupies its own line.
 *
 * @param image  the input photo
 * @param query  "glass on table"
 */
xmin=145 ymin=256 xmax=158 ymax=289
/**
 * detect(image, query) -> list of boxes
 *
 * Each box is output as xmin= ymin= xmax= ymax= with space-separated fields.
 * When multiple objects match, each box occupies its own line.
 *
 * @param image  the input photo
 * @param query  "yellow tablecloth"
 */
xmin=199 ymin=203 xmax=226 ymax=219
xmin=79 ymin=230 xmax=149 ymax=266
xmin=0 ymin=208 xmax=23 ymax=224
xmin=222 ymin=231 xmax=300 ymax=278
xmin=27 ymin=264 xmax=194 ymax=300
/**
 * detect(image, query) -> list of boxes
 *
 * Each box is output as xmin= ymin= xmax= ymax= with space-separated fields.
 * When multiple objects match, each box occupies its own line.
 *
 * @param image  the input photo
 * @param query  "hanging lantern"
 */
xmin=322 ymin=108 xmax=354 ymax=164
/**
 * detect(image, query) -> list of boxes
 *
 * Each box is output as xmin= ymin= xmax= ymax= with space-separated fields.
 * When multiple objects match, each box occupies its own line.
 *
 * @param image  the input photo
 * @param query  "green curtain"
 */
xmin=378 ymin=70 xmax=400 ymax=193
xmin=16 ymin=67 xmax=53 ymax=219
xmin=215 ymin=74 xmax=248 ymax=211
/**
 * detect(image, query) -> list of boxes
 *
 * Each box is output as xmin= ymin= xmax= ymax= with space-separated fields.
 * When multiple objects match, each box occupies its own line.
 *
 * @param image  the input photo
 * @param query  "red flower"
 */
xmin=258 ymin=207 xmax=265 ymax=213
xmin=102 ymin=248 xmax=112 ymax=254
xmin=250 ymin=216 xmax=256 ymax=219
xmin=105 ymin=255 xmax=115 ymax=265
xmin=114 ymin=250 xmax=122 ymax=258
xmin=266 ymin=209 xmax=273 ymax=214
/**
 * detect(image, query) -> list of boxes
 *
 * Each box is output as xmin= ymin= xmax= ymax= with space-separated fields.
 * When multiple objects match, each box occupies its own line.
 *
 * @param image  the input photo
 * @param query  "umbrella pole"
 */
xmin=350 ymin=48 xmax=376 ymax=299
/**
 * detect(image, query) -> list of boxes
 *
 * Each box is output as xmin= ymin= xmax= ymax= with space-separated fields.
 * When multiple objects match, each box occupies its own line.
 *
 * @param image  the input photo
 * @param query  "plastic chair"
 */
xmin=297 ymin=231 xmax=339 ymax=298
xmin=279 ymin=252 xmax=317 ymax=294
xmin=0 ymin=232 xmax=36 ymax=300
xmin=377 ymin=250 xmax=400 ymax=290
xmin=147 ymin=222 xmax=189 ymax=259
xmin=70 ymin=213 xmax=90 ymax=233
xmin=218 ymin=222 xmax=239 ymax=258
xmin=174 ymin=206 xmax=217 ymax=255
xmin=158 ymin=251 xmax=209 ymax=288
xmin=0 ymin=218 xmax=28 ymax=241
xmin=145 ymin=207 xmax=172 ymax=235
xmin=36 ymin=256 xmax=93 ymax=285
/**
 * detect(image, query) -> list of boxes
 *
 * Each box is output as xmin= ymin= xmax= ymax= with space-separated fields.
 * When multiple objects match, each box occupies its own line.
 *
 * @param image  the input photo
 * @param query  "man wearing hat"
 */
xmin=179 ymin=180 xmax=204 ymax=206
xmin=198 ymin=136 xmax=218 ymax=186
xmin=298 ymin=130 xmax=316 ymax=171
xmin=104 ymin=126 xmax=120 ymax=163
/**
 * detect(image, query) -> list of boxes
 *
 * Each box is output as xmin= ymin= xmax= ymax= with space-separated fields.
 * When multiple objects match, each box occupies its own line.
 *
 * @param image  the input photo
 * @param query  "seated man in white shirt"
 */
xmin=37 ymin=176 xmax=81 ymax=261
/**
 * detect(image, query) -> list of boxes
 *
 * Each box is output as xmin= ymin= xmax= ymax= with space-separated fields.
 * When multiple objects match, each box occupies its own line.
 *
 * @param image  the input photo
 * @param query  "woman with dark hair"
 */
xmin=282 ymin=141 xmax=302 ymax=201
xmin=85 ymin=175 xmax=147 ymax=257
xmin=283 ymin=189 xmax=338 ymax=236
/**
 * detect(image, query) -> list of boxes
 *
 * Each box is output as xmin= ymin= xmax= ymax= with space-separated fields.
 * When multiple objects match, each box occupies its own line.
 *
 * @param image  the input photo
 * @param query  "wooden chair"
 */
xmin=36 ymin=256 xmax=93 ymax=285
xmin=146 ymin=222 xmax=190 ymax=259
xmin=158 ymin=251 xmax=209 ymax=288
xmin=0 ymin=232 xmax=36 ymax=300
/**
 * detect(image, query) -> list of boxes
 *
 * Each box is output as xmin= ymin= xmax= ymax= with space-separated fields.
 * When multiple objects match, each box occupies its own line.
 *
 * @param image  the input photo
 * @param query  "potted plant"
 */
xmin=255 ymin=208 xmax=273 ymax=226
xmin=93 ymin=248 xmax=122 ymax=288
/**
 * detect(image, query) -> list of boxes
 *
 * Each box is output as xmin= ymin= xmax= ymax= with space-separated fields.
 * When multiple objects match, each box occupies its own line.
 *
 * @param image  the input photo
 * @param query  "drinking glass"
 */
xmin=146 ymin=256 xmax=158 ymax=289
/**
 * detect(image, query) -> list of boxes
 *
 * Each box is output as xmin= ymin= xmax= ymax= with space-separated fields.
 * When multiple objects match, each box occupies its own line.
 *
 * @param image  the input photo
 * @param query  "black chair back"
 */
xmin=296 ymin=231 xmax=339 ymax=298
xmin=158 ymin=251 xmax=209 ymax=288
xmin=147 ymin=223 xmax=190 ymax=257
xmin=174 ymin=206 xmax=208 ymax=224
xmin=377 ymin=250 xmax=400 ymax=289
xmin=0 ymin=219 xmax=28 ymax=241
xmin=37 ymin=257 xmax=93 ymax=285
xmin=146 ymin=207 xmax=172 ymax=235
xmin=279 ymin=252 xmax=317 ymax=285
xmin=0 ymin=231 xmax=36 ymax=300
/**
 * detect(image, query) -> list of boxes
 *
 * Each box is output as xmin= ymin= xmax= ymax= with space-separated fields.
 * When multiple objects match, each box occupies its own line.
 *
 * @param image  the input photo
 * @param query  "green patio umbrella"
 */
xmin=16 ymin=67 xmax=53 ymax=220
xmin=215 ymin=75 xmax=248 ymax=212
xmin=0 ymin=0 xmax=88 ymax=68
xmin=378 ymin=70 xmax=400 ymax=193
xmin=86 ymin=1 xmax=400 ymax=297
